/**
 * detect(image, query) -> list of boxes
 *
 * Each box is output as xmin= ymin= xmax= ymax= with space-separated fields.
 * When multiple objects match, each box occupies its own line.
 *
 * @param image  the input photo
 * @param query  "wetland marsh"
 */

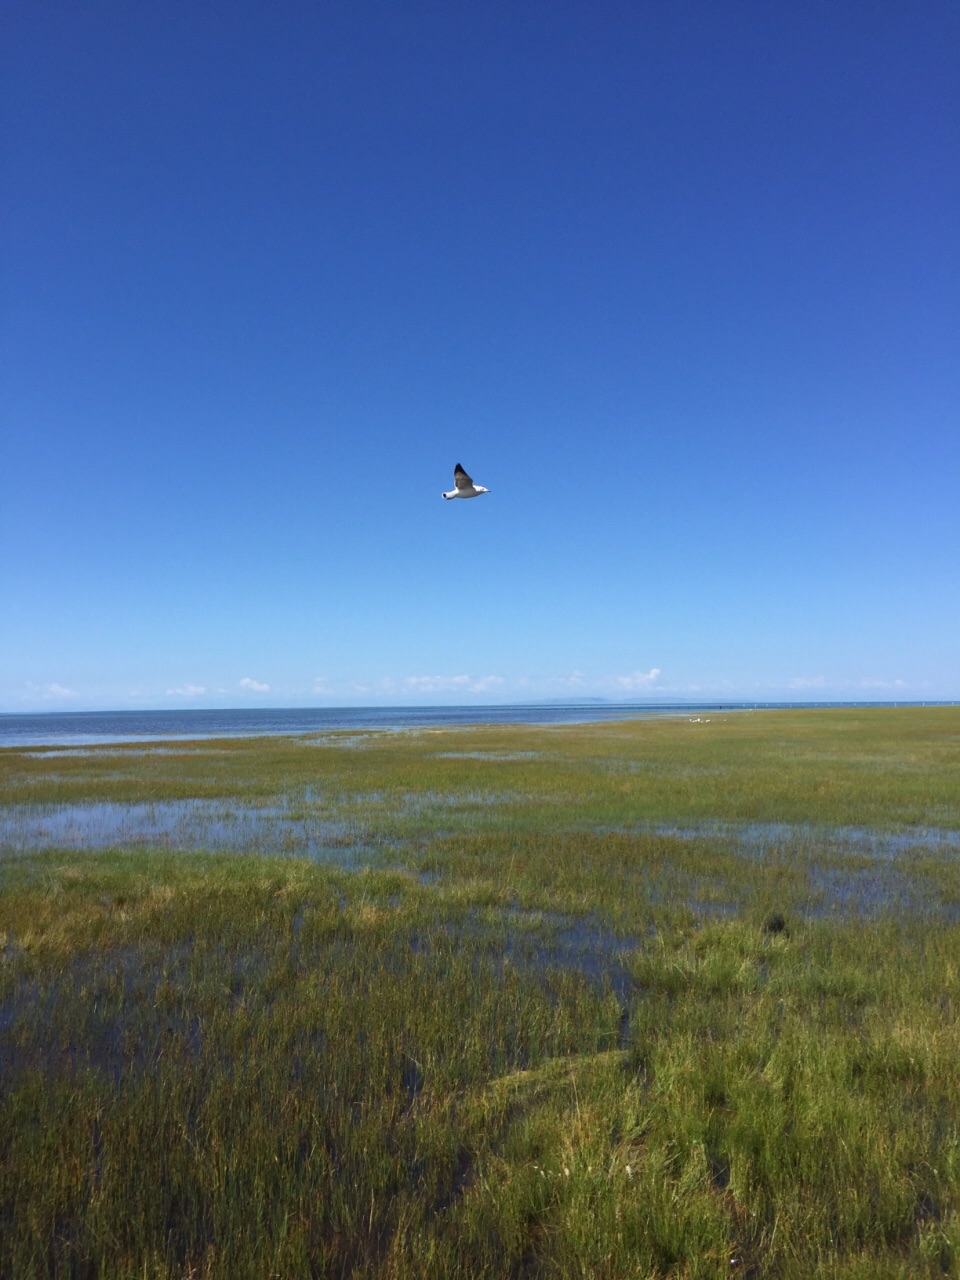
xmin=1 ymin=707 xmax=959 ymax=1277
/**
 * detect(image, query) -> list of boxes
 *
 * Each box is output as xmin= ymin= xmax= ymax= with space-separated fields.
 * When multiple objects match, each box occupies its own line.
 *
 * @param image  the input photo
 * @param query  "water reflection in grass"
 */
xmin=0 ymin=799 xmax=370 ymax=864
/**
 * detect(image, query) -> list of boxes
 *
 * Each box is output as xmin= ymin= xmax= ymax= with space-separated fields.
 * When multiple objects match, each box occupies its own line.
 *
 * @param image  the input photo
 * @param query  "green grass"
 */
xmin=4 ymin=707 xmax=959 ymax=829
xmin=1 ymin=708 xmax=959 ymax=1277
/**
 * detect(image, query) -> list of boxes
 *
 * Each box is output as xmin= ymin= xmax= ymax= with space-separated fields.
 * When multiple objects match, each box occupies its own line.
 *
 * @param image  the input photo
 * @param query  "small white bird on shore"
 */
xmin=442 ymin=463 xmax=490 ymax=500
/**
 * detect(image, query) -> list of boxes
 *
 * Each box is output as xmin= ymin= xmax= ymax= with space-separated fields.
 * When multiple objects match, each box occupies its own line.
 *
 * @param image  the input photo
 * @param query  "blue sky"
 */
xmin=2 ymin=0 xmax=958 ymax=710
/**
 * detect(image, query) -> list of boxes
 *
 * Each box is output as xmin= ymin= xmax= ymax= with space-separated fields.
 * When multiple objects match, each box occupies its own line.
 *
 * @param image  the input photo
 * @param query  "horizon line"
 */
xmin=3 ymin=698 xmax=958 ymax=718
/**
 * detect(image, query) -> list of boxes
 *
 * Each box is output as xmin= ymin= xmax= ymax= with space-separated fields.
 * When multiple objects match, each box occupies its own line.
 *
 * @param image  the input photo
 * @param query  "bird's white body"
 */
xmin=442 ymin=483 xmax=488 ymax=499
xmin=442 ymin=463 xmax=489 ymax=500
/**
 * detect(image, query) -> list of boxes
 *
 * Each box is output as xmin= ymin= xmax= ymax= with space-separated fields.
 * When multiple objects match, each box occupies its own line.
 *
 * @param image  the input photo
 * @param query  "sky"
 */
xmin=2 ymin=0 xmax=958 ymax=711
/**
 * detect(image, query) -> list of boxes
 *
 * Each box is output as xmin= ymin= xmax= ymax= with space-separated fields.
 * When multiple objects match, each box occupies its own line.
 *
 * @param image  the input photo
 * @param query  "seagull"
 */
xmin=442 ymin=463 xmax=490 ymax=500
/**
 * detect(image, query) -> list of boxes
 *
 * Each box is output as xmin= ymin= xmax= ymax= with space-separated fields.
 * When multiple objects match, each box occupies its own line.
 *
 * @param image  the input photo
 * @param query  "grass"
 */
xmin=1 ymin=707 xmax=959 ymax=1277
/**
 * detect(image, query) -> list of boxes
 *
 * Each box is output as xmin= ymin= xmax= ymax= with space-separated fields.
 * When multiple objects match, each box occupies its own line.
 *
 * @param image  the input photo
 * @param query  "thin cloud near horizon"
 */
xmin=5 ymin=669 xmax=943 ymax=714
xmin=24 ymin=681 xmax=77 ymax=701
xmin=403 ymin=675 xmax=506 ymax=695
xmin=614 ymin=669 xmax=662 ymax=692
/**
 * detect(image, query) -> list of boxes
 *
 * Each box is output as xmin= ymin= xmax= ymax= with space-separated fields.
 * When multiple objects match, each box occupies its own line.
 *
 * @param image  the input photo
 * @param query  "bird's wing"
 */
xmin=454 ymin=464 xmax=473 ymax=489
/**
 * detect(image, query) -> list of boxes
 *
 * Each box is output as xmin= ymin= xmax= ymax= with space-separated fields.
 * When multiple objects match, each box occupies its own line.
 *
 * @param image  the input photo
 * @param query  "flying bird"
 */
xmin=442 ymin=463 xmax=490 ymax=500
